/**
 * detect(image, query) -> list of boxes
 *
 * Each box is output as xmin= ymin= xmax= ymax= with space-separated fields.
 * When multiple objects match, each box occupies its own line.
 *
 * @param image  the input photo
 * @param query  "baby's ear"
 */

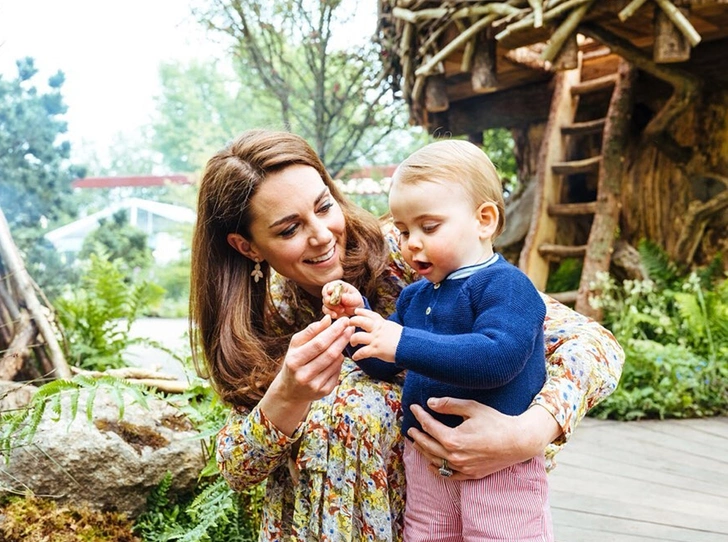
xmin=476 ymin=202 xmax=499 ymax=238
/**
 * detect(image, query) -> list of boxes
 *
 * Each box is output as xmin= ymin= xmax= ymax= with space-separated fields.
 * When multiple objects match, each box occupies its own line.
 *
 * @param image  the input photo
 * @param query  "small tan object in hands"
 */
xmin=329 ymin=282 xmax=344 ymax=306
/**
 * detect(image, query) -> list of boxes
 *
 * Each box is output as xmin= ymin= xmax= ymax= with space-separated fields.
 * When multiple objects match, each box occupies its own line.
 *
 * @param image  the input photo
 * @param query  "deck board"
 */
xmin=549 ymin=416 xmax=728 ymax=541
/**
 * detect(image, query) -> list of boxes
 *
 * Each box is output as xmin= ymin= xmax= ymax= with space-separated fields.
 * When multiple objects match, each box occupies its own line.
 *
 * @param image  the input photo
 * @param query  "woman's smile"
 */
xmin=245 ymin=165 xmax=347 ymax=296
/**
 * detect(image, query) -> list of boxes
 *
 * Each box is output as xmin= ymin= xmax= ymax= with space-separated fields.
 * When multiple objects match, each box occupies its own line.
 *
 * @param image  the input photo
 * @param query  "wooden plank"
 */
xmin=548 ymin=201 xmax=598 ymax=215
xmin=538 ymin=243 xmax=588 ymax=259
xmin=550 ymin=417 xmax=728 ymax=539
xmin=571 ymin=73 xmax=617 ymax=95
xmin=547 ymin=290 xmax=578 ymax=304
xmin=552 ymin=155 xmax=602 ymax=175
xmin=552 ymin=467 xmax=728 ymax=521
xmin=551 ymin=488 xmax=728 ymax=534
xmin=563 ymin=422 xmax=728 ymax=484
xmin=519 ymin=66 xmax=581 ymax=290
xmin=634 ymin=418 xmax=728 ymax=451
xmin=556 ymin=449 xmax=728 ymax=498
xmin=553 ymin=509 xmax=727 ymax=542
xmin=561 ymin=117 xmax=607 ymax=136
xmin=588 ymin=421 xmax=728 ymax=466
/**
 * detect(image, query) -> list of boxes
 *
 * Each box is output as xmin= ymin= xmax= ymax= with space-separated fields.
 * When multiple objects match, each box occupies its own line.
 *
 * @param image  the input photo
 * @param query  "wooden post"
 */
xmin=654 ymin=5 xmax=691 ymax=63
xmin=576 ymin=61 xmax=637 ymax=319
xmin=553 ymin=34 xmax=579 ymax=71
xmin=0 ymin=206 xmax=71 ymax=379
xmin=471 ymin=33 xmax=498 ymax=93
xmin=425 ymin=73 xmax=449 ymax=112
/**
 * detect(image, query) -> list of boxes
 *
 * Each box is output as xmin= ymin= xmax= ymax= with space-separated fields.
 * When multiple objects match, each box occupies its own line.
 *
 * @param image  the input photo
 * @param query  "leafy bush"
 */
xmin=55 ymin=252 xmax=164 ymax=370
xmin=589 ymin=241 xmax=728 ymax=420
xmin=590 ymin=339 xmax=728 ymax=420
xmin=130 ymin=380 xmax=265 ymax=541
xmin=148 ymin=255 xmax=191 ymax=318
xmin=134 ymin=475 xmax=263 ymax=542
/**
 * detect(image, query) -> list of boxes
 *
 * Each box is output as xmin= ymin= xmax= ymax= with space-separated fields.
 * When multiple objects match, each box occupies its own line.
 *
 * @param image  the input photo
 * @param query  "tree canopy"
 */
xmin=194 ymin=0 xmax=401 ymax=176
xmin=0 ymin=58 xmax=79 ymax=236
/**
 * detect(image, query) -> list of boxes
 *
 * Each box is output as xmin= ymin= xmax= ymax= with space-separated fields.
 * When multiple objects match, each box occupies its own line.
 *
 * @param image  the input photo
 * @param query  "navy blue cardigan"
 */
xmin=351 ymin=254 xmax=547 ymax=437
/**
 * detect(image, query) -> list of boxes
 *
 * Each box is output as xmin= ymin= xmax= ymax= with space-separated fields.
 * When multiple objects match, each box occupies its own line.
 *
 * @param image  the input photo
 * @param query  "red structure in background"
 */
xmin=72 ymin=175 xmax=194 ymax=189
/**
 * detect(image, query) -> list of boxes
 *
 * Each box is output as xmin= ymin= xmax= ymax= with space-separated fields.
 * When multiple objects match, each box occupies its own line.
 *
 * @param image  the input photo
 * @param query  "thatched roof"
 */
xmin=376 ymin=0 xmax=728 ymax=131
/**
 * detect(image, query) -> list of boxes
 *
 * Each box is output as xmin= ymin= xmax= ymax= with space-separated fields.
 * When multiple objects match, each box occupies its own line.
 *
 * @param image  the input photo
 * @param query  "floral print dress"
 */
xmin=216 ymin=224 xmax=624 ymax=542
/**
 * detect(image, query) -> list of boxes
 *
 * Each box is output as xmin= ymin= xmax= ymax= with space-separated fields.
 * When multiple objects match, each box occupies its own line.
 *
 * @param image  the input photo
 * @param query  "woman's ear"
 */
xmin=476 ymin=202 xmax=499 ymax=239
xmin=227 ymin=233 xmax=260 ymax=261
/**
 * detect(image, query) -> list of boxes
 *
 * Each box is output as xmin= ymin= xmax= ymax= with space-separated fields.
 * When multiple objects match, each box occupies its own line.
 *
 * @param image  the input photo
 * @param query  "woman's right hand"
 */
xmin=259 ymin=314 xmax=353 ymax=435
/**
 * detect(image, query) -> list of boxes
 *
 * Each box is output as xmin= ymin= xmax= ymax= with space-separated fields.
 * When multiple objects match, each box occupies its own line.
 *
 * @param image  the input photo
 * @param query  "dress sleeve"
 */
xmin=216 ymin=404 xmax=305 ymax=491
xmin=532 ymin=294 xmax=624 ymax=446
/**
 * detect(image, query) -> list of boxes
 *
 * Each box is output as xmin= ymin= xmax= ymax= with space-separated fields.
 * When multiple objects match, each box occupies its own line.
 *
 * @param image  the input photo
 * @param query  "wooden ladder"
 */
xmin=519 ymin=54 xmax=635 ymax=319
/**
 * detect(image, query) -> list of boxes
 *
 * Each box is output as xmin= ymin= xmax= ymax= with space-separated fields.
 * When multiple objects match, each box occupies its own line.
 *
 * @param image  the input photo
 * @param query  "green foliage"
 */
xmin=79 ymin=210 xmax=154 ymax=276
xmin=0 ymin=57 xmax=79 ymax=233
xmin=589 ymin=244 xmax=728 ymax=420
xmin=590 ymin=340 xmax=728 ymax=420
xmin=196 ymin=0 xmax=399 ymax=176
xmin=0 ymin=57 xmax=83 ymax=296
xmin=0 ymin=374 xmax=150 ymax=463
xmin=133 ymin=381 xmax=264 ymax=541
xmin=134 ymin=476 xmax=263 ymax=542
xmin=482 ymin=128 xmax=518 ymax=194
xmin=151 ymin=60 xmax=265 ymax=173
xmin=545 ymin=258 xmax=582 ymax=294
xmin=55 ymin=252 xmax=164 ymax=370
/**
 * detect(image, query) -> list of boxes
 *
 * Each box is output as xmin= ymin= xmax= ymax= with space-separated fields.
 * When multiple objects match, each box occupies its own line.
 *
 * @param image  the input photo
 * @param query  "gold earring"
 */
xmin=251 ymin=258 xmax=264 ymax=283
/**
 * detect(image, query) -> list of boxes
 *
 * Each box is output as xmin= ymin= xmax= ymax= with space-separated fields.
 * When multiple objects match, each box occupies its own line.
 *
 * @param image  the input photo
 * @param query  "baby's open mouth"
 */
xmin=414 ymin=261 xmax=432 ymax=272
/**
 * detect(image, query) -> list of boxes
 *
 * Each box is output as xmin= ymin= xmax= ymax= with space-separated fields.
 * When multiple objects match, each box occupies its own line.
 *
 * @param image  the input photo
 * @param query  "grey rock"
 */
xmin=0 ymin=387 xmax=205 ymax=518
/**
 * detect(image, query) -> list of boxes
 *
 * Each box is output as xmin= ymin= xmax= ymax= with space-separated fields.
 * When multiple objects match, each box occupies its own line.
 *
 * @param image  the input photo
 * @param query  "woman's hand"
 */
xmin=407 ymin=398 xmax=562 ymax=480
xmin=259 ymin=314 xmax=354 ymax=435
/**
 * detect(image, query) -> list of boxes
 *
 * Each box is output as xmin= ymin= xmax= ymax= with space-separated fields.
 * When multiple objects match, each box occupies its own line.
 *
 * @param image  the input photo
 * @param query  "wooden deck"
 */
xmin=549 ymin=416 xmax=728 ymax=541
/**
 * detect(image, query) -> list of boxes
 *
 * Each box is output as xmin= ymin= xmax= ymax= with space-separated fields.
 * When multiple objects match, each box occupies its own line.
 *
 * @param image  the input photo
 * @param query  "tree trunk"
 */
xmin=620 ymin=88 xmax=728 ymax=268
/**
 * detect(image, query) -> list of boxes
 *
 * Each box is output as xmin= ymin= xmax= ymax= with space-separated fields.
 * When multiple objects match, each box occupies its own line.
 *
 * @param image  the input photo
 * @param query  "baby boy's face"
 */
xmin=389 ymin=179 xmax=494 ymax=283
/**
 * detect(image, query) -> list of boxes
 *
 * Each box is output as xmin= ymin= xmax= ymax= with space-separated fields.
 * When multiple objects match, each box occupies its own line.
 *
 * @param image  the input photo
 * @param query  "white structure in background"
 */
xmin=45 ymin=198 xmax=195 ymax=264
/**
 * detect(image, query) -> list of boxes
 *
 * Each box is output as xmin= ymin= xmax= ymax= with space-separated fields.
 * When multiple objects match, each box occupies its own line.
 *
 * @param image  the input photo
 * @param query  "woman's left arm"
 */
xmin=532 ymin=294 xmax=625 ymax=446
xmin=407 ymin=294 xmax=624 ymax=479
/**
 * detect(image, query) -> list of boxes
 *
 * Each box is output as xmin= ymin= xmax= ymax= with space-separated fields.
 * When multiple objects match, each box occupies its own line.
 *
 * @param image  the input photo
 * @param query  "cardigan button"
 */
xmin=425 ymin=307 xmax=431 ymax=315
xmin=433 ymin=283 xmax=440 ymax=289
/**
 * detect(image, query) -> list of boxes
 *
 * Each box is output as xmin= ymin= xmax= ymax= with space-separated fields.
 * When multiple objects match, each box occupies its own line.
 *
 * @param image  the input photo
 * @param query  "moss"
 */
xmin=0 ymin=494 xmax=141 ymax=541
xmin=94 ymin=419 xmax=169 ymax=453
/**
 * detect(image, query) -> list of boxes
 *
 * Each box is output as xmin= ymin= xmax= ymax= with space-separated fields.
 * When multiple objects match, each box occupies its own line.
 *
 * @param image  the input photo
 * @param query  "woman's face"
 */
xmin=244 ymin=164 xmax=347 ymax=297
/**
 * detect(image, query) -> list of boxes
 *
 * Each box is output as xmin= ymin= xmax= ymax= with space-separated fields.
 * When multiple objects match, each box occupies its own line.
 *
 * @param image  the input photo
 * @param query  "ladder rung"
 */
xmin=538 ymin=244 xmax=587 ymax=259
xmin=552 ymin=155 xmax=601 ymax=175
xmin=548 ymin=202 xmax=597 ymax=216
xmin=571 ymin=73 xmax=618 ymax=96
xmin=547 ymin=290 xmax=578 ymax=304
xmin=561 ymin=118 xmax=606 ymax=136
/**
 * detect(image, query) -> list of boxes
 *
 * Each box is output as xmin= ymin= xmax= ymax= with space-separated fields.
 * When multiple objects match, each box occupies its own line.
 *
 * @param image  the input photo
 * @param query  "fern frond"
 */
xmin=0 ymin=374 xmax=158 ymax=463
xmin=638 ymin=239 xmax=683 ymax=287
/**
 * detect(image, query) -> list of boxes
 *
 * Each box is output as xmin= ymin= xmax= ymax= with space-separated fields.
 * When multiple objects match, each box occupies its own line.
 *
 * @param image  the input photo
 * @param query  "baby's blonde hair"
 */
xmin=391 ymin=139 xmax=506 ymax=237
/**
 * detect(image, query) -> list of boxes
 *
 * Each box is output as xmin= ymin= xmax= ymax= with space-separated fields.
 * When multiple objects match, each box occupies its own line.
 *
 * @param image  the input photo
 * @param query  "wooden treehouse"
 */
xmin=376 ymin=0 xmax=728 ymax=319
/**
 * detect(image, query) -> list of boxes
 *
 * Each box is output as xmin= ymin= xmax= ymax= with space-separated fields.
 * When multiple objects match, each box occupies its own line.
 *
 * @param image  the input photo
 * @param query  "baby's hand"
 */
xmin=322 ymin=280 xmax=364 ymax=319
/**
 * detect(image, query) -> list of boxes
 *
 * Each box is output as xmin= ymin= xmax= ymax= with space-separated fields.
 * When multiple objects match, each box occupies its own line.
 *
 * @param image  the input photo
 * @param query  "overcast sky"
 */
xmin=0 ymin=1 xmax=377 ymax=166
xmin=0 ymin=0 xmax=215 ymax=162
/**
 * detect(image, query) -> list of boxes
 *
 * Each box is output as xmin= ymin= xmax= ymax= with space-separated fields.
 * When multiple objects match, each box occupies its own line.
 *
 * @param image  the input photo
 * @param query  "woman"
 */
xmin=190 ymin=129 xmax=624 ymax=541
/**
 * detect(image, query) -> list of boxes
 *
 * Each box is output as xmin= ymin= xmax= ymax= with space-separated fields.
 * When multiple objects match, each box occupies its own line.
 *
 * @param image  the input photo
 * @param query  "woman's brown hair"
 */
xmin=190 ymin=129 xmax=389 ymax=409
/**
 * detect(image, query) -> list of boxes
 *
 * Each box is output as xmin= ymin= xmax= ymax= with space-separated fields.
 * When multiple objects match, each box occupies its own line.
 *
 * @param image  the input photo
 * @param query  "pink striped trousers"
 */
xmin=403 ymin=440 xmax=553 ymax=541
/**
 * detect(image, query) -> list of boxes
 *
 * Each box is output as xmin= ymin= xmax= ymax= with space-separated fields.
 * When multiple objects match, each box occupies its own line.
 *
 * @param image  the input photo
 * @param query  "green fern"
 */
xmin=637 ymin=239 xmax=683 ymax=288
xmin=0 ymin=374 xmax=153 ymax=463
xmin=54 ymin=252 xmax=164 ymax=371
xmin=545 ymin=258 xmax=582 ymax=293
